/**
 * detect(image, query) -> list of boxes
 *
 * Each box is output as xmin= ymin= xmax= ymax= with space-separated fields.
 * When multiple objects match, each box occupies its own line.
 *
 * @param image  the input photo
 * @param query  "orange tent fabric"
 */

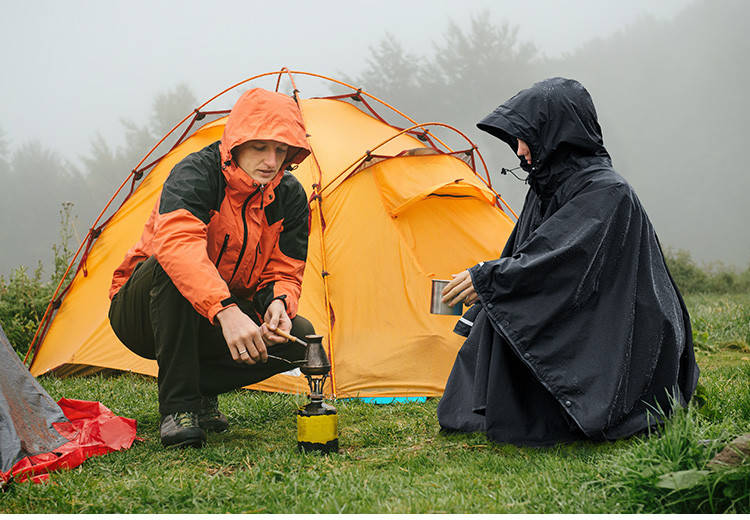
xmin=29 ymin=73 xmax=515 ymax=398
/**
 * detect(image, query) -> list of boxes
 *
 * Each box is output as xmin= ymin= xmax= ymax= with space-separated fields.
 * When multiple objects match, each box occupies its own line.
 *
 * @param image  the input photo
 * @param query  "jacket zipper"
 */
xmin=247 ymin=185 xmax=266 ymax=284
xmin=248 ymin=243 xmax=262 ymax=284
xmin=214 ymin=233 xmax=230 ymax=267
xmin=228 ymin=187 xmax=260 ymax=285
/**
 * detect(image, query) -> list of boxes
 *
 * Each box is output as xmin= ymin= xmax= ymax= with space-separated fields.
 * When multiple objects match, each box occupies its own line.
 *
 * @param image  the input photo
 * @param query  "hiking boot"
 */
xmin=198 ymin=395 xmax=229 ymax=433
xmin=160 ymin=411 xmax=206 ymax=448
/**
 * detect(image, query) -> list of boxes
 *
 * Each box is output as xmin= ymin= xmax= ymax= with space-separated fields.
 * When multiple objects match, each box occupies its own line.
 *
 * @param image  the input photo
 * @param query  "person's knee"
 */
xmin=108 ymin=294 xmax=126 ymax=343
xmin=108 ymin=259 xmax=159 ymax=358
xmin=291 ymin=314 xmax=316 ymax=338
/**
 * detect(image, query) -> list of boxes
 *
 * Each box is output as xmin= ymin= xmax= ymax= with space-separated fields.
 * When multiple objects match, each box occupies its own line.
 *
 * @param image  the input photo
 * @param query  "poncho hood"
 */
xmin=477 ymin=77 xmax=611 ymax=198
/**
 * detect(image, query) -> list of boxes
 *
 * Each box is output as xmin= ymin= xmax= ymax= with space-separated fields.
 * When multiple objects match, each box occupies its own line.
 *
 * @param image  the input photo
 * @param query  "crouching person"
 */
xmin=108 ymin=88 xmax=315 ymax=448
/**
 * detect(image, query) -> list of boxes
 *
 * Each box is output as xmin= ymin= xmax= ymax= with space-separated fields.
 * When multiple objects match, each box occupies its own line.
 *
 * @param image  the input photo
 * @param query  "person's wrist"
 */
xmin=267 ymin=294 xmax=287 ymax=312
xmin=268 ymin=298 xmax=286 ymax=313
xmin=216 ymin=303 xmax=239 ymax=323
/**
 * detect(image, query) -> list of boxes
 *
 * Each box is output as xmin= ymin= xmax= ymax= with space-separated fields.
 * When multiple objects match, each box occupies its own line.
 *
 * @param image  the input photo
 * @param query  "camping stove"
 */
xmin=296 ymin=334 xmax=338 ymax=454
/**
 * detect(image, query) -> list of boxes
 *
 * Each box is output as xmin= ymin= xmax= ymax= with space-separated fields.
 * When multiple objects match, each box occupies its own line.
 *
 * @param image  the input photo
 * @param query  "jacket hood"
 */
xmin=477 ymin=77 xmax=610 ymax=197
xmin=219 ymin=88 xmax=311 ymax=188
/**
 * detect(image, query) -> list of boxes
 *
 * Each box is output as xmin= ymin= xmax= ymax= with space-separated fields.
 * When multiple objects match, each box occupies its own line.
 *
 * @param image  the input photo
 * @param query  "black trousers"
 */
xmin=108 ymin=256 xmax=314 ymax=416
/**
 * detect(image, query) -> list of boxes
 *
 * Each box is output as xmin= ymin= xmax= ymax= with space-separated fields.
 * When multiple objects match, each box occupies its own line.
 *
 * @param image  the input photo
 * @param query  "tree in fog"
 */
xmin=0 ymin=141 xmax=86 ymax=273
xmin=150 ymin=83 xmax=198 ymax=137
xmin=77 ymin=82 xmax=198 ymax=246
xmin=346 ymin=36 xmax=424 ymax=118
xmin=0 ymin=84 xmax=198 ymax=276
xmin=82 ymin=82 xmax=198 ymax=207
xmin=0 ymin=126 xmax=9 ymax=169
xmin=420 ymin=15 xmax=537 ymax=119
xmin=0 ymin=126 xmax=12 ymax=269
xmin=352 ymin=12 xmax=537 ymax=124
xmin=349 ymin=11 xmax=539 ymax=207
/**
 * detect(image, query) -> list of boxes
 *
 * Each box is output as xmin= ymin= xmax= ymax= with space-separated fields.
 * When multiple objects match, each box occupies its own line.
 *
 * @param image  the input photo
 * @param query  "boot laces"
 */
xmin=174 ymin=411 xmax=199 ymax=429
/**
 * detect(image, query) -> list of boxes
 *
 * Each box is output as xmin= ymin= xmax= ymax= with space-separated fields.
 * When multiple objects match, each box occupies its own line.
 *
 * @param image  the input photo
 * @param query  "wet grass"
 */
xmin=686 ymin=293 xmax=750 ymax=353
xmin=1 ymin=294 xmax=748 ymax=513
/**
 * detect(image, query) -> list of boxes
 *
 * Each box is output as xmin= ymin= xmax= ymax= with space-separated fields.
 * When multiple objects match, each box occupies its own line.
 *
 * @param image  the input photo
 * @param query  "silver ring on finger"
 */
xmin=238 ymin=349 xmax=247 ymax=355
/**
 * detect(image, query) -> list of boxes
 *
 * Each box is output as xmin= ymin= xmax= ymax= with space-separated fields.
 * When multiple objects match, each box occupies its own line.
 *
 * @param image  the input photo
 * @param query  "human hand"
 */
xmin=216 ymin=305 xmax=267 ymax=364
xmin=261 ymin=299 xmax=292 ymax=346
xmin=441 ymin=270 xmax=479 ymax=307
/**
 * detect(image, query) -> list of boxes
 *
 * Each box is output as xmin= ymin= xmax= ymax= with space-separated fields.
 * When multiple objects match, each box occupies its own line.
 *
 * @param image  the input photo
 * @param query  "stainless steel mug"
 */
xmin=430 ymin=279 xmax=463 ymax=315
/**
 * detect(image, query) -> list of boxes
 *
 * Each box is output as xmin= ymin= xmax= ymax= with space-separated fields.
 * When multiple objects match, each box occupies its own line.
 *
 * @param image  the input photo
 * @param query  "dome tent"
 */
xmin=26 ymin=69 xmax=516 ymax=398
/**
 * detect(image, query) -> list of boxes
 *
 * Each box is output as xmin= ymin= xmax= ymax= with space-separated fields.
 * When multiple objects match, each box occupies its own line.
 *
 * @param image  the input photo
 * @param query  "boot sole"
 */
xmin=162 ymin=437 xmax=206 ymax=449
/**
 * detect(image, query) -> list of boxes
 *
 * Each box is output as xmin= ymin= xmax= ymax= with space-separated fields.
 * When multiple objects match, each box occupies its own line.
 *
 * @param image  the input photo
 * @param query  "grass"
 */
xmin=1 ymin=294 xmax=749 ymax=513
xmin=602 ymin=361 xmax=750 ymax=513
xmin=686 ymin=293 xmax=750 ymax=353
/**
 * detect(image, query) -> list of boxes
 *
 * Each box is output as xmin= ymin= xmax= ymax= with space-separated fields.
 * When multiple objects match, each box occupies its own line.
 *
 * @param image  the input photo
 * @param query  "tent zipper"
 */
xmin=228 ymin=187 xmax=260 ymax=285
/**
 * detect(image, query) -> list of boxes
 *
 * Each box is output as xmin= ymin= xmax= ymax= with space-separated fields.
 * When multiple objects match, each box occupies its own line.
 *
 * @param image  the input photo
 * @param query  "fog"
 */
xmin=2 ymin=0 xmax=690 ymax=155
xmin=1 ymin=0 xmax=747 ymax=275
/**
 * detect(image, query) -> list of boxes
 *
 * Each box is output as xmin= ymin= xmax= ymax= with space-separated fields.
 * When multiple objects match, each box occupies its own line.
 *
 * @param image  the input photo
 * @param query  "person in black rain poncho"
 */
xmin=437 ymin=78 xmax=699 ymax=446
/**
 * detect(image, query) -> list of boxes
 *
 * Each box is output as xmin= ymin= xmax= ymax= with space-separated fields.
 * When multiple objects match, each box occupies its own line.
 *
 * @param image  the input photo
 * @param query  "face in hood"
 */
xmin=477 ymin=78 xmax=610 ymax=195
xmin=219 ymin=88 xmax=311 ymax=187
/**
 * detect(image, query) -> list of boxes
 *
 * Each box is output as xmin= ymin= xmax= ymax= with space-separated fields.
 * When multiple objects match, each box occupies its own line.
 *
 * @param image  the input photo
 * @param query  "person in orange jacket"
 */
xmin=108 ymin=88 xmax=315 ymax=448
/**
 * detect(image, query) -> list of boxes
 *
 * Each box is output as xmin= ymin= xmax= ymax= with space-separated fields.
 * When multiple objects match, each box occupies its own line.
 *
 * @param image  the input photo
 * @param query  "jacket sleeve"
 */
xmin=255 ymin=182 xmax=309 ymax=318
xmin=152 ymin=150 xmax=234 ymax=324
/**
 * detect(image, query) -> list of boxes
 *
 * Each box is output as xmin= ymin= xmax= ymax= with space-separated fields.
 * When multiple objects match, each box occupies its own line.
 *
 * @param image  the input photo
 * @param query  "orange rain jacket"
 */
xmin=109 ymin=88 xmax=312 ymax=323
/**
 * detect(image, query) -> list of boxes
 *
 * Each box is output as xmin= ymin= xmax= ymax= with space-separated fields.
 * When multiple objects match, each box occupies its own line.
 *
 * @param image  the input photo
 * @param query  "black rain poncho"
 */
xmin=437 ymin=78 xmax=699 ymax=445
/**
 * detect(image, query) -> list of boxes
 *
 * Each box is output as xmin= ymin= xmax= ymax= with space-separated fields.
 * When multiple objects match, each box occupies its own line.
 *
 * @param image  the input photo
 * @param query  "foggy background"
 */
xmin=1 ymin=0 xmax=747 ymax=277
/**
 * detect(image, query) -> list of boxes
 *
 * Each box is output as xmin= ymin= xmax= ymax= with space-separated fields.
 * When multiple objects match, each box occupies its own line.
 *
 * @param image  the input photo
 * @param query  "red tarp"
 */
xmin=1 ymin=398 xmax=138 ymax=485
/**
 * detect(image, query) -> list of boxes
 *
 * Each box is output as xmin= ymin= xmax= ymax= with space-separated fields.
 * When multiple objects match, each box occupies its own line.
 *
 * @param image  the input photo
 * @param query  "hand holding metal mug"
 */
xmin=441 ymin=270 xmax=479 ymax=307
xmin=430 ymin=280 xmax=462 ymax=315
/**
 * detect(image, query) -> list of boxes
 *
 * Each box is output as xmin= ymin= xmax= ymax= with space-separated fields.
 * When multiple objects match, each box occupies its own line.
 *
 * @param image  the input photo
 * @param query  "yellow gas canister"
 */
xmin=297 ymin=401 xmax=338 ymax=453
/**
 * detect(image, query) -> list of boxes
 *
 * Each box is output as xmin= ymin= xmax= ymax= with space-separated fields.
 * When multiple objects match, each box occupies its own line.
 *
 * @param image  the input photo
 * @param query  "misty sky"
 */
xmin=9 ymin=0 xmax=741 ymax=269
xmin=2 ymin=0 xmax=692 ymax=156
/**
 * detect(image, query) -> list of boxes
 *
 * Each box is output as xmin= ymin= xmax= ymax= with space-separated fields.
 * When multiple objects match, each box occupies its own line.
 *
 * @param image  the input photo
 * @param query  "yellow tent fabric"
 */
xmin=29 ymin=95 xmax=515 ymax=398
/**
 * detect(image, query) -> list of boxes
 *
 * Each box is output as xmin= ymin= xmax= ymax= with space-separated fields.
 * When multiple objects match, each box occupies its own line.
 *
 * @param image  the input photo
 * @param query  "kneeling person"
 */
xmin=437 ymin=78 xmax=699 ymax=445
xmin=108 ymin=88 xmax=314 ymax=448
